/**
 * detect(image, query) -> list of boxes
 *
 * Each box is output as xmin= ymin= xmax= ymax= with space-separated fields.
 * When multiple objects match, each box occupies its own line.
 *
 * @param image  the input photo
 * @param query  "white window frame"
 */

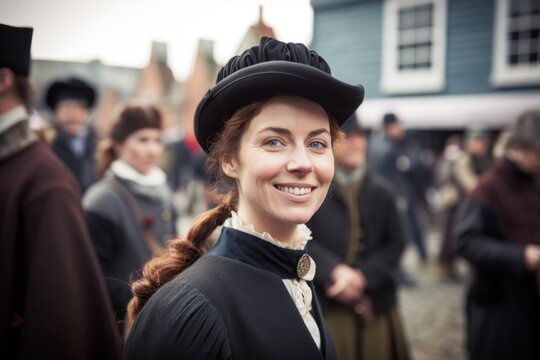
xmin=380 ymin=0 xmax=447 ymax=94
xmin=491 ymin=0 xmax=540 ymax=87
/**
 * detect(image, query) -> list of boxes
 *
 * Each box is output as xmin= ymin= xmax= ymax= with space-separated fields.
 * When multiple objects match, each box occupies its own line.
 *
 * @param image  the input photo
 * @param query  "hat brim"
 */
xmin=194 ymin=61 xmax=364 ymax=153
xmin=46 ymin=81 xmax=96 ymax=109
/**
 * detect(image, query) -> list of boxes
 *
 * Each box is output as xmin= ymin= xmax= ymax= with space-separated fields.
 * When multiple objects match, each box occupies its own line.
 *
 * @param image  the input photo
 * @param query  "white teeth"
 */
xmin=277 ymin=186 xmax=312 ymax=195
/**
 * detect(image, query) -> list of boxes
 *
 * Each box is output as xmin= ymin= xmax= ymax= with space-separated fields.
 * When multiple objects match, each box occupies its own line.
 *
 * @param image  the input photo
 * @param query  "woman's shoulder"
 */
xmin=125 ymin=279 xmax=231 ymax=360
xmin=82 ymin=179 xmax=124 ymax=212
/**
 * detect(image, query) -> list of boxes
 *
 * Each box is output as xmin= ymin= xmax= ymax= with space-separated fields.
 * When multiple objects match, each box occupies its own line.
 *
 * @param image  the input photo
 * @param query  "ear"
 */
xmin=221 ymin=154 xmax=239 ymax=179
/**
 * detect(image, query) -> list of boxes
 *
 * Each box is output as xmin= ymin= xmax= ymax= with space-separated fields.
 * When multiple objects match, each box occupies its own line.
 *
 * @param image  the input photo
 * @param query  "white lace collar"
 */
xmin=223 ymin=211 xmax=313 ymax=251
xmin=110 ymin=159 xmax=166 ymax=187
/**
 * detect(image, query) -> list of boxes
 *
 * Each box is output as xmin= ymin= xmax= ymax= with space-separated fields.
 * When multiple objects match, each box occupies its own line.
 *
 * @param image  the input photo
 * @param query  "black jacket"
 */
xmin=51 ymin=126 xmax=98 ymax=193
xmin=125 ymin=228 xmax=337 ymax=360
xmin=307 ymin=170 xmax=405 ymax=314
xmin=454 ymin=159 xmax=540 ymax=360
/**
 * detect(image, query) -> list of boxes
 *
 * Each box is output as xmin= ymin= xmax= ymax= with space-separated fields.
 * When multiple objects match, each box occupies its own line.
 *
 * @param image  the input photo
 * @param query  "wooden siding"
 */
xmin=311 ymin=0 xmax=384 ymax=97
xmin=311 ymin=0 xmax=540 ymax=98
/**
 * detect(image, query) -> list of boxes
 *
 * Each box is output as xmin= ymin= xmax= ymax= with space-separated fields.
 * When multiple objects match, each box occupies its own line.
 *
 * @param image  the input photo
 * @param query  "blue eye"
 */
xmin=264 ymin=139 xmax=282 ymax=147
xmin=309 ymin=141 xmax=326 ymax=149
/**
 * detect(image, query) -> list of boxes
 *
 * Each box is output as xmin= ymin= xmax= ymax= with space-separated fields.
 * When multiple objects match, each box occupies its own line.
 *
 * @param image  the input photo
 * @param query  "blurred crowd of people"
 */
xmin=2 ymin=23 xmax=539 ymax=360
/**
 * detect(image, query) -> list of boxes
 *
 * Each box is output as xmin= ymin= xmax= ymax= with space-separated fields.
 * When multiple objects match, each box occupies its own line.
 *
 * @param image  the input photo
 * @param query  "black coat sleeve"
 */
xmin=454 ymin=198 xmax=527 ymax=275
xmin=358 ymin=186 xmax=405 ymax=290
xmin=125 ymin=282 xmax=231 ymax=360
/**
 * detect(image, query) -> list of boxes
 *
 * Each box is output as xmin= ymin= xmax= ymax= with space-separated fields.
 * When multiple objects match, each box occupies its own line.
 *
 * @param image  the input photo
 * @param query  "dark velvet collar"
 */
xmin=208 ymin=227 xmax=308 ymax=279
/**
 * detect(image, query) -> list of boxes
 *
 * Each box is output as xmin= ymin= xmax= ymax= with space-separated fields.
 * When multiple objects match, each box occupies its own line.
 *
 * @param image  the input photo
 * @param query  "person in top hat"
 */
xmin=454 ymin=110 xmax=540 ymax=360
xmin=46 ymin=76 xmax=99 ymax=193
xmin=123 ymin=36 xmax=364 ymax=360
xmin=83 ymin=105 xmax=176 ymax=335
xmin=307 ymin=115 xmax=410 ymax=360
xmin=0 ymin=23 xmax=121 ymax=359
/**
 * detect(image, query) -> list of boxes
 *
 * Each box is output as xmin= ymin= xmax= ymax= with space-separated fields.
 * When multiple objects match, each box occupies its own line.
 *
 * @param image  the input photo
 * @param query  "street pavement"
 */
xmin=398 ymin=229 xmax=467 ymax=360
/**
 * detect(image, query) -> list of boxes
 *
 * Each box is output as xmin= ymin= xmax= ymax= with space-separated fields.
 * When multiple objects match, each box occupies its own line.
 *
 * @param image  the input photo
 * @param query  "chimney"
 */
xmin=151 ymin=41 xmax=168 ymax=63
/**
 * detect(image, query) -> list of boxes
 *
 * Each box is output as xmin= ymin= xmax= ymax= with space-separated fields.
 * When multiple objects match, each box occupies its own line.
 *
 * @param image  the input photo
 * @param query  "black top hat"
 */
xmin=0 ymin=24 xmax=33 ymax=76
xmin=45 ymin=77 xmax=97 ymax=109
xmin=194 ymin=37 xmax=365 ymax=153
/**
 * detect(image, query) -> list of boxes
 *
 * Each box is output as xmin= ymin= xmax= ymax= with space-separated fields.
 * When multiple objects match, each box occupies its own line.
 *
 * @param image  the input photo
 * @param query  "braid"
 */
xmin=124 ymin=101 xmax=264 ymax=338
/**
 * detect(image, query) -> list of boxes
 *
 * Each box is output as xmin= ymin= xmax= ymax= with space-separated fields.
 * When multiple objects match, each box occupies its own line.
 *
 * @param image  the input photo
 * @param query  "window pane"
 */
xmin=400 ymin=29 xmax=417 ymax=45
xmin=415 ymin=4 xmax=433 ymax=27
xmin=416 ymin=45 xmax=432 ymax=64
xmin=399 ymin=8 xmax=416 ymax=30
xmin=400 ymin=48 xmax=416 ymax=66
xmin=416 ymin=27 xmax=432 ymax=43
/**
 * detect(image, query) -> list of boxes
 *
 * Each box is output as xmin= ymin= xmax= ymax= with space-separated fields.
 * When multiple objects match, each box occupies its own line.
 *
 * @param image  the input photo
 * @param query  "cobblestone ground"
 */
xmin=398 ymin=229 xmax=467 ymax=360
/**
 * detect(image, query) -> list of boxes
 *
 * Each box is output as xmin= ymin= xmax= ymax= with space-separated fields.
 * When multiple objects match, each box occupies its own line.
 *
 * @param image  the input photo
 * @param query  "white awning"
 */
xmin=357 ymin=91 xmax=540 ymax=129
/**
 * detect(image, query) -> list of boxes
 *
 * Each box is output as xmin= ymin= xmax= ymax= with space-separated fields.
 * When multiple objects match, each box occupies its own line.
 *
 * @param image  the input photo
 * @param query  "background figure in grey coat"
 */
xmin=83 ymin=105 xmax=176 ymax=333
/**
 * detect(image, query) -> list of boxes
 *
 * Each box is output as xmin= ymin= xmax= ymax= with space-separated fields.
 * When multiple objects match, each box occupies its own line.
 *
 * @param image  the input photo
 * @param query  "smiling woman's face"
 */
xmin=221 ymin=95 xmax=334 ymax=240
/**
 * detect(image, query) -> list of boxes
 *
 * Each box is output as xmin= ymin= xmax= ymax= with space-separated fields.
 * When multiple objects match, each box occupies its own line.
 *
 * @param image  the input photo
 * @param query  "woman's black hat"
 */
xmin=45 ymin=77 xmax=97 ymax=110
xmin=194 ymin=36 xmax=365 ymax=153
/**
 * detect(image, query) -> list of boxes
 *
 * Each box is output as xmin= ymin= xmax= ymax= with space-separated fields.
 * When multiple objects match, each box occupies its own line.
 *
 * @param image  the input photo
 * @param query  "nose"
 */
xmin=286 ymin=146 xmax=313 ymax=175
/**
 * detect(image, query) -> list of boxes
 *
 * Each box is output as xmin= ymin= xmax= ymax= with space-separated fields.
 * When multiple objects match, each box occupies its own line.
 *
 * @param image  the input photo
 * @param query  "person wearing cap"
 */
xmin=123 ymin=37 xmax=364 ymax=360
xmin=454 ymin=110 xmax=540 ymax=360
xmin=307 ymin=115 xmax=410 ymax=360
xmin=369 ymin=113 xmax=427 ymax=283
xmin=82 ymin=105 xmax=176 ymax=334
xmin=0 ymin=24 xmax=121 ymax=359
xmin=435 ymin=126 xmax=492 ymax=280
xmin=46 ymin=76 xmax=99 ymax=193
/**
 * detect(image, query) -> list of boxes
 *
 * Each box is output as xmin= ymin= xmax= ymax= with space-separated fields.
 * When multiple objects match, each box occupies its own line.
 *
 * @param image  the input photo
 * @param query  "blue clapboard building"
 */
xmin=310 ymin=0 xmax=540 ymax=130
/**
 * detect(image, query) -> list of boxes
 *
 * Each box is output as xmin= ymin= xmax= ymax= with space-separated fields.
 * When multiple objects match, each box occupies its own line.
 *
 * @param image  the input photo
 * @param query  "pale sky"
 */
xmin=1 ymin=0 xmax=313 ymax=80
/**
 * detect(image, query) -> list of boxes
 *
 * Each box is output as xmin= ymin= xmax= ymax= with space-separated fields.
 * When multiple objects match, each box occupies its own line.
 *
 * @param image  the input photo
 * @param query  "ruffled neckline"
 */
xmin=223 ymin=211 xmax=312 ymax=251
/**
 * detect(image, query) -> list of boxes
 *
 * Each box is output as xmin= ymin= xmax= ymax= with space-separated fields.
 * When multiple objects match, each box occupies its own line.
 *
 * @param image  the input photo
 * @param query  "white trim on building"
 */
xmin=380 ymin=0 xmax=447 ymax=94
xmin=491 ymin=0 xmax=540 ymax=86
xmin=357 ymin=92 xmax=540 ymax=129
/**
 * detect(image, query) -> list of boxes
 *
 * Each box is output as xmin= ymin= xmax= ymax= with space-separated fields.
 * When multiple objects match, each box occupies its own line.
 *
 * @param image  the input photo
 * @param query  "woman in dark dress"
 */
xmin=123 ymin=37 xmax=365 ymax=360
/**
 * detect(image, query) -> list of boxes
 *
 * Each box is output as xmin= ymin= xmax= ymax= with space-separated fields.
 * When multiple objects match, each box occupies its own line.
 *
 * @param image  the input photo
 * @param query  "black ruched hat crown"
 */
xmin=194 ymin=36 xmax=365 ymax=153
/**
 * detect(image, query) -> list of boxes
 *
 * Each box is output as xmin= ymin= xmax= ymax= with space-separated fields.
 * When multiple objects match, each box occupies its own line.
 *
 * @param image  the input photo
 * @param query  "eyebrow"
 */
xmin=257 ymin=127 xmax=331 ymax=137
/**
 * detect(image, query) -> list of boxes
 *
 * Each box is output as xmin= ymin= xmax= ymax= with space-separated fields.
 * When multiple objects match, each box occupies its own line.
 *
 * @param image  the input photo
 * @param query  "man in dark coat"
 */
xmin=369 ymin=113 xmax=427 ymax=267
xmin=0 ymin=23 xmax=121 ymax=359
xmin=46 ymin=76 xmax=99 ymax=193
xmin=307 ymin=116 xmax=410 ymax=360
xmin=454 ymin=111 xmax=540 ymax=360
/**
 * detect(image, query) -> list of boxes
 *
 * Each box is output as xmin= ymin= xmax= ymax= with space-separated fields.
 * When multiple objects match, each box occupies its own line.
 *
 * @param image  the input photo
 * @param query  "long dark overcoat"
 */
xmin=455 ymin=159 xmax=540 ymax=360
xmin=0 ymin=139 xmax=121 ymax=359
